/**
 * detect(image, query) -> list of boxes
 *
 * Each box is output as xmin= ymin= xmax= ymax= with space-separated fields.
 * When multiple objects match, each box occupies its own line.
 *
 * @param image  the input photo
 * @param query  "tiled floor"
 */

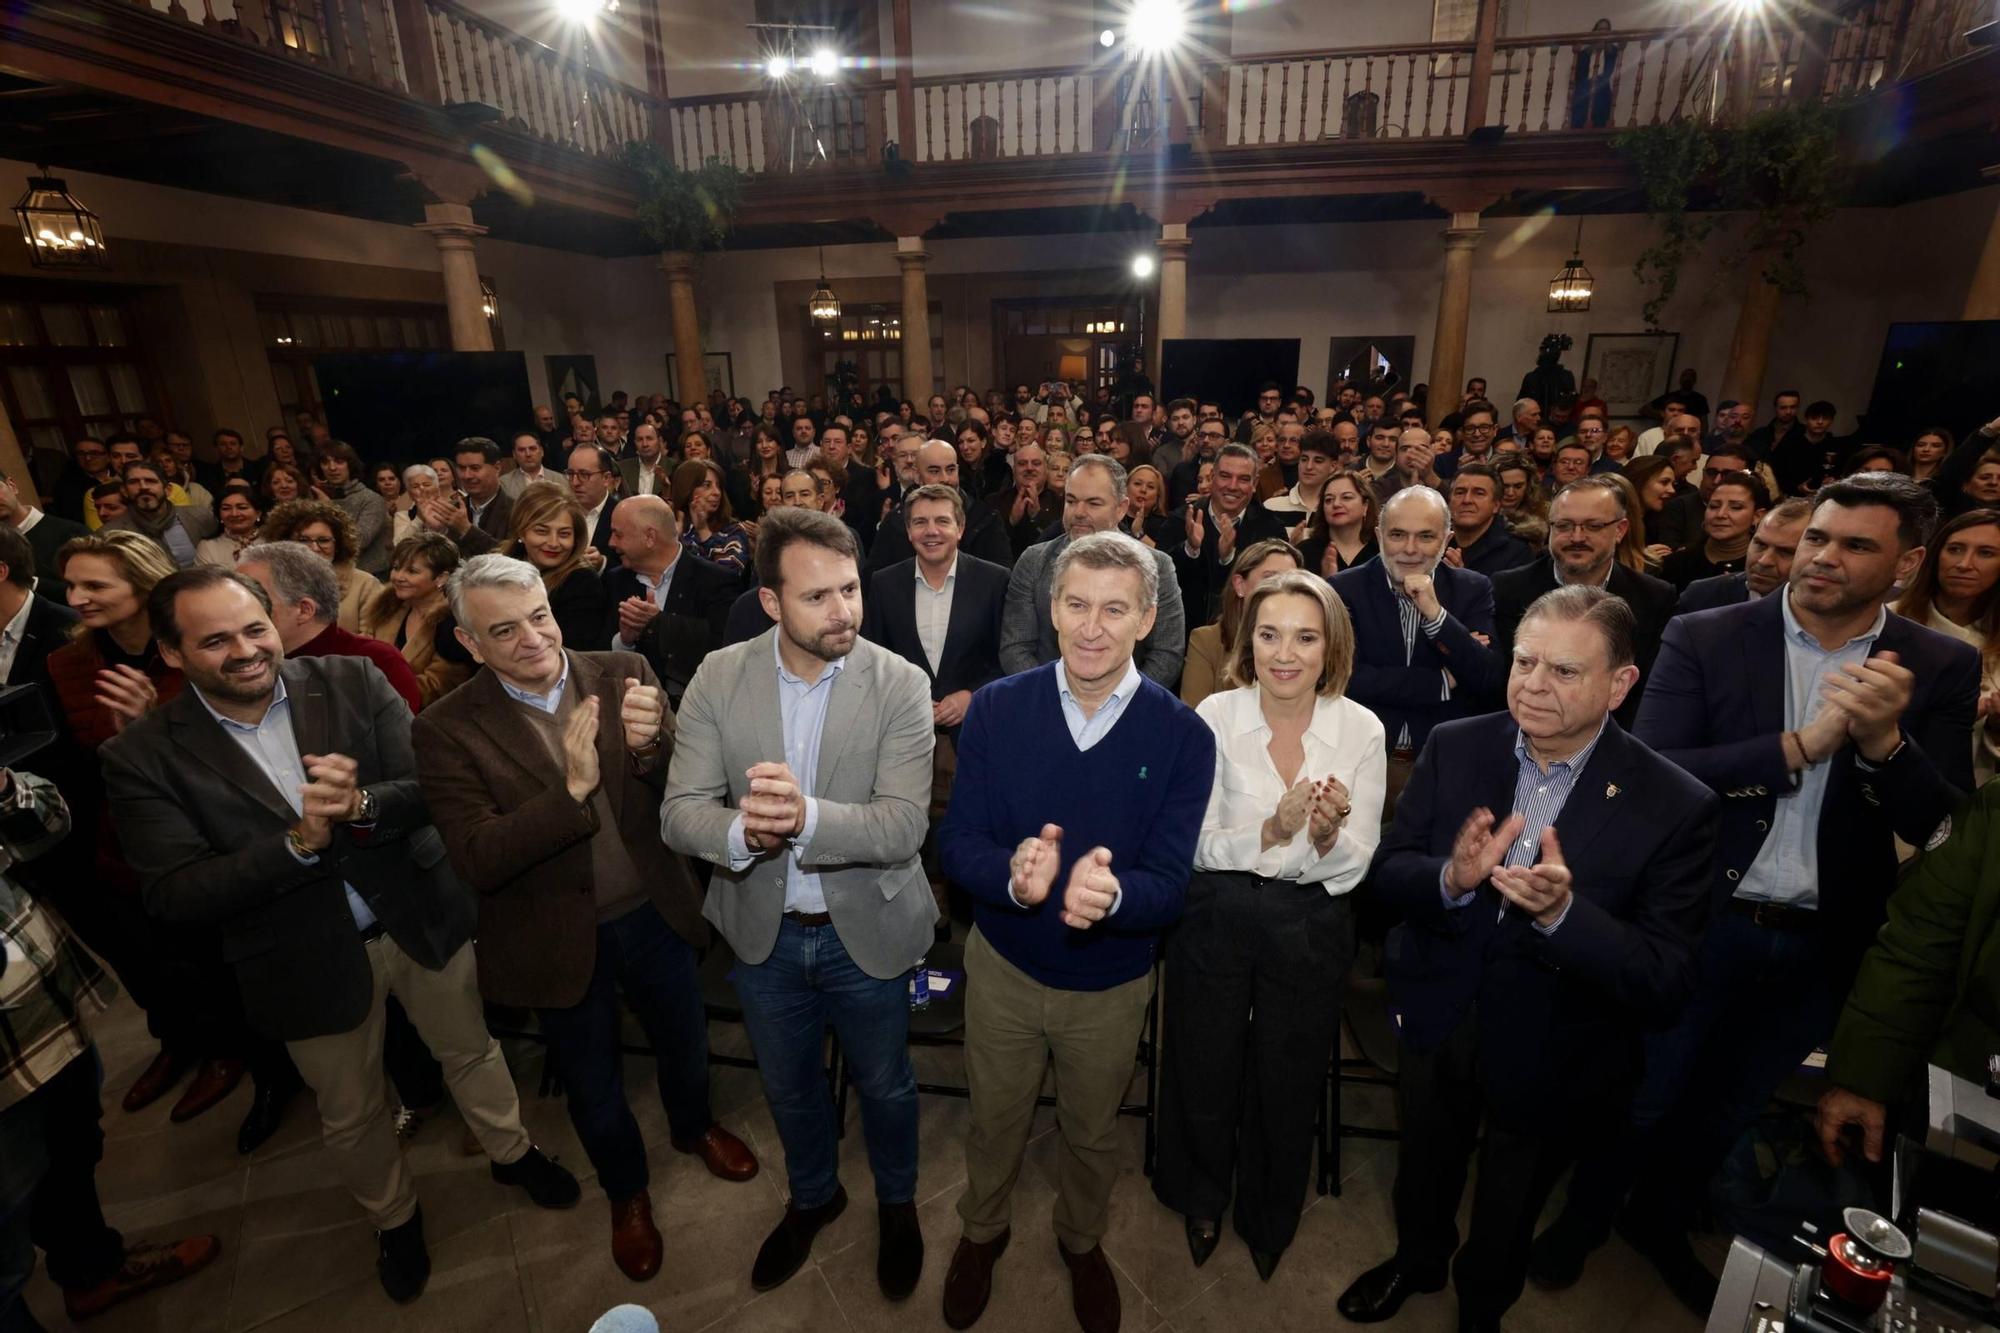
xmin=20 ymin=994 xmax=1710 ymax=1332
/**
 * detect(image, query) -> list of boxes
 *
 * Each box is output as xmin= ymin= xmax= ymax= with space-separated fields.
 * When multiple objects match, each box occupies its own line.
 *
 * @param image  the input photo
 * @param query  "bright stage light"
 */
xmin=1125 ymin=0 xmax=1187 ymax=57
xmin=1099 ymin=28 xmax=1116 ymax=47
xmin=809 ymin=47 xmax=839 ymax=78
xmin=554 ymin=0 xmax=616 ymax=21
xmin=1131 ymin=254 xmax=1156 ymax=278
xmin=764 ymin=54 xmax=792 ymax=78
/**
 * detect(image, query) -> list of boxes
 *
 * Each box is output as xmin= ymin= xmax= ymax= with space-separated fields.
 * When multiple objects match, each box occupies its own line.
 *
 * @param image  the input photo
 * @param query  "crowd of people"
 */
xmin=3 ymin=365 xmax=1999 ymax=1333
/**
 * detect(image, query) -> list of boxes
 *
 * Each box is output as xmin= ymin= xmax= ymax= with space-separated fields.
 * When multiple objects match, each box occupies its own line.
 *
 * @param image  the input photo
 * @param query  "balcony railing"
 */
xmin=114 ymin=0 xmax=1994 ymax=174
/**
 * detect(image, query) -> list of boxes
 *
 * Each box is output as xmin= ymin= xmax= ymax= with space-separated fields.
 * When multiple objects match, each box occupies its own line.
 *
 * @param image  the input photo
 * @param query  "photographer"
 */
xmin=1026 ymin=380 xmax=1082 ymax=427
xmin=1816 ymin=779 xmax=2000 ymax=1167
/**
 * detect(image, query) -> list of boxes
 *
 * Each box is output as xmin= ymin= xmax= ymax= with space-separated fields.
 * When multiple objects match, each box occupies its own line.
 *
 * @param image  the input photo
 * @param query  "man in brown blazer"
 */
xmin=412 ymin=554 xmax=758 ymax=1285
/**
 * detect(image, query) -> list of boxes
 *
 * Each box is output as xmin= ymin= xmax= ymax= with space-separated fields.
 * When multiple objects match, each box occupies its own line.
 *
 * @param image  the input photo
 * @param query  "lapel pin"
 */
xmin=1605 ymin=783 xmax=1620 ymax=799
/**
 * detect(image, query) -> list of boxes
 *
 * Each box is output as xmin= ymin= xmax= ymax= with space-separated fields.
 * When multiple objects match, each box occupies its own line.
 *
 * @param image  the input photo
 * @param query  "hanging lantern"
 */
xmin=1547 ymin=216 xmax=1593 ymax=313
xmin=13 ymin=168 xmax=108 ymax=270
xmin=479 ymin=276 xmax=505 ymax=347
xmin=808 ymin=246 xmax=841 ymax=322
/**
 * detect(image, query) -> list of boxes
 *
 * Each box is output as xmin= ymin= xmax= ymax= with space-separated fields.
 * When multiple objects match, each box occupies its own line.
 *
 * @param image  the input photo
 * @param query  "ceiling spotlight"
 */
xmin=1124 ymin=0 xmax=1187 ymax=57
xmin=1099 ymin=28 xmax=1116 ymax=47
xmin=554 ymin=0 xmax=616 ymax=22
xmin=1131 ymin=254 xmax=1156 ymax=278
xmin=764 ymin=53 xmax=792 ymax=78
xmin=809 ymin=47 xmax=839 ymax=78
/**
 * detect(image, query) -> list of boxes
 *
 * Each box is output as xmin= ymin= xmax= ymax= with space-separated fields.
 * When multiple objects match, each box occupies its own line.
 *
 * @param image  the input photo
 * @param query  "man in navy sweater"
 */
xmin=938 ymin=531 xmax=1214 ymax=1333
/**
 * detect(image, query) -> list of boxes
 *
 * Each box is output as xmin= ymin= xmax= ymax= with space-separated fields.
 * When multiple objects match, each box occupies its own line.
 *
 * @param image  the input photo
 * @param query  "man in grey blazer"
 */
xmin=999 ymin=454 xmax=1186 ymax=684
xmin=662 ymin=506 xmax=936 ymax=1303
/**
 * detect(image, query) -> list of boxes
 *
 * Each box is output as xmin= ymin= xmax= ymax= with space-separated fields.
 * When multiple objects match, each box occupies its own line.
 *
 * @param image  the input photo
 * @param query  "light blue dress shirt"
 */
xmin=1441 ymin=718 xmax=1608 ymax=935
xmin=193 ymin=678 xmax=376 ymax=932
xmin=501 ymin=655 xmax=570 ymax=715
xmin=1734 ymin=595 xmax=1887 ymax=909
xmin=1057 ymin=657 xmax=1142 ymax=752
xmin=726 ymin=635 xmax=840 ymax=913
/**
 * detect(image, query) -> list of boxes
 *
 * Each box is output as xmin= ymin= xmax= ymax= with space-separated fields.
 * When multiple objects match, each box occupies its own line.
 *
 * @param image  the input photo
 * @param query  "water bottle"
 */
xmin=910 ymin=963 xmax=931 ymax=1011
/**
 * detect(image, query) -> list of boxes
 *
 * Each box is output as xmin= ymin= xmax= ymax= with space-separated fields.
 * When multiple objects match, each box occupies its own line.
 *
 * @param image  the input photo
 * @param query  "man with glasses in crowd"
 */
xmin=564 ymin=444 xmax=623 ymax=559
xmin=1171 ymin=418 xmax=1232 ymax=507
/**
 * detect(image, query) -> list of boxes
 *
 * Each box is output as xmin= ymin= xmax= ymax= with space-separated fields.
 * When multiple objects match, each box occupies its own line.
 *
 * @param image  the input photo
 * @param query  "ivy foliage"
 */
xmin=1615 ymin=99 xmax=1846 ymax=330
xmin=623 ymin=143 xmax=745 ymax=255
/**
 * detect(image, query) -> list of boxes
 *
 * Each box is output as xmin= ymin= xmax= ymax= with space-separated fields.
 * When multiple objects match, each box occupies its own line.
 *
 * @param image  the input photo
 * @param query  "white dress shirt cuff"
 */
xmin=725 ymin=815 xmax=757 ymax=870
xmin=793 ymin=797 xmax=821 ymax=855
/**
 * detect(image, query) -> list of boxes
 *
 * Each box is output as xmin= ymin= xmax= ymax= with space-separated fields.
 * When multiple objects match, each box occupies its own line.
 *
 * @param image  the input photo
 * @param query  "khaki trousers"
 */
xmin=285 ymin=937 xmax=531 ymax=1230
xmin=956 ymin=927 xmax=1153 ymax=1253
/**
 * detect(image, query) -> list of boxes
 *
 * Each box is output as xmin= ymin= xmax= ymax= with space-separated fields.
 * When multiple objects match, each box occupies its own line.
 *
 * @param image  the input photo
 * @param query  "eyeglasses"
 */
xmin=299 ymin=534 xmax=337 ymax=550
xmin=565 ymin=468 xmax=610 ymax=480
xmin=1461 ymin=423 xmax=1495 ymax=435
xmin=1548 ymin=519 xmax=1621 ymax=536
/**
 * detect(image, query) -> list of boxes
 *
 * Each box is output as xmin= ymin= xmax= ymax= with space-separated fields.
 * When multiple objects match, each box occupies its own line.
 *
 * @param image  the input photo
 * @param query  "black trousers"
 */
xmin=27 ymin=1051 xmax=125 ymax=1291
xmin=1391 ymin=1013 xmax=1592 ymax=1325
xmin=1153 ymin=873 xmax=1354 ymax=1253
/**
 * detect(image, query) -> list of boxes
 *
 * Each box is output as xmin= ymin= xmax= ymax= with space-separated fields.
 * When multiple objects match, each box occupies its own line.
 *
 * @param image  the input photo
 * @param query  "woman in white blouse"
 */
xmin=1153 ymin=570 xmax=1387 ymax=1282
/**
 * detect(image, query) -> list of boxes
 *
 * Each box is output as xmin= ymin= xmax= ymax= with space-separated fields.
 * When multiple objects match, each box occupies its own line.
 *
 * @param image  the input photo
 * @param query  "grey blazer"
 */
xmin=998 ymin=534 xmax=1186 ymax=685
xmin=660 ymin=629 xmax=936 ymax=980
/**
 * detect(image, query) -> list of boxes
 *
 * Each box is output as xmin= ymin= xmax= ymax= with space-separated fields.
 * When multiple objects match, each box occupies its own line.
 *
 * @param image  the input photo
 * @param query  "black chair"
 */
xmin=1317 ymin=952 xmax=1401 ymax=1197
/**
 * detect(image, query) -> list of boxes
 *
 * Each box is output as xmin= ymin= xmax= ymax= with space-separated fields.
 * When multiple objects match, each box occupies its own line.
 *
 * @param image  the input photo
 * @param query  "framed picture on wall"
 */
xmin=666 ymin=352 xmax=735 ymax=399
xmin=544 ymin=355 xmax=600 ymax=411
xmin=1327 ymin=335 xmax=1417 ymax=397
xmin=1583 ymin=332 xmax=1679 ymax=419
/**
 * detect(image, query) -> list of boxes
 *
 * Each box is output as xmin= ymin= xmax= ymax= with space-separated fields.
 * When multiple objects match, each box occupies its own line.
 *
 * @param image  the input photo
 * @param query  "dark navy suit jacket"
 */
xmin=1367 ymin=712 xmax=1717 ymax=1126
xmin=1633 ymin=595 xmax=1978 ymax=974
xmin=1673 ymin=571 xmax=1750 ymax=615
xmin=1331 ymin=558 xmax=1503 ymax=750
xmin=861 ymin=555 xmax=1009 ymax=729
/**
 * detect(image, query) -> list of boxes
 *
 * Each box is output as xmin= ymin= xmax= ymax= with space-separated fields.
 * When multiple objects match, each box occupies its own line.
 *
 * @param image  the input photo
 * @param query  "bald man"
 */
xmin=603 ymin=495 xmax=742 ymax=705
xmin=864 ymin=441 xmax=1015 ymax=577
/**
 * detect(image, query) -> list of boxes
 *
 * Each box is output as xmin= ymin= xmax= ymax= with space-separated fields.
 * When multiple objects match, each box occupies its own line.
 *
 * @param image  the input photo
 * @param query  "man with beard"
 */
xmin=101 ymin=459 xmax=215 ymax=567
xmin=1332 ymin=486 xmax=1503 ymax=809
xmin=1676 ymin=498 xmax=1812 ymax=614
xmin=1000 ymin=455 xmax=1186 ymax=685
xmin=1491 ymin=477 xmax=1679 ymax=725
xmin=662 ymin=508 xmax=936 ymax=1303
xmin=1532 ymin=474 xmax=1977 ymax=1315
xmin=102 ymin=568 xmax=578 ymax=1305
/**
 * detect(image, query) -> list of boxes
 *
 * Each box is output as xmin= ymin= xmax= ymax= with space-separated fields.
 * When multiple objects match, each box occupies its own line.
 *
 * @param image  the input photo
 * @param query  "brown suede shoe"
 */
xmin=64 ymin=1235 xmax=221 ymax=1321
xmin=168 ymin=1057 xmax=244 ymax=1124
xmin=1059 ymin=1241 xmax=1121 ymax=1333
xmin=120 ymin=1048 xmax=190 ymax=1113
xmin=672 ymin=1124 xmax=759 ymax=1181
xmin=609 ymin=1192 xmax=663 ymax=1282
xmin=942 ymin=1229 xmax=1009 ymax=1330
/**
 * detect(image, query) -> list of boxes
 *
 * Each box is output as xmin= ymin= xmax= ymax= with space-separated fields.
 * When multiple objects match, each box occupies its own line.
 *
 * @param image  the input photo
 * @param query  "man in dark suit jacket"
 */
xmin=865 ymin=442 xmax=1013 ymax=576
xmin=416 ymin=563 xmax=757 ymax=1283
xmin=859 ymin=485 xmax=1010 ymax=925
xmin=1170 ymin=444 xmax=1286 ymax=628
xmin=0 ymin=524 xmax=78 ymax=698
xmin=1338 ymin=586 xmax=1717 ymax=1333
xmin=1674 ymin=497 xmax=1812 ymax=618
xmin=101 ymin=570 xmax=578 ymax=1304
xmin=1331 ymin=488 xmax=1503 ymax=802
xmin=1534 ymin=474 xmax=1979 ymax=1315
xmin=0 ymin=470 xmax=87 ymax=603
xmin=438 ymin=437 xmax=515 ymax=556
xmin=1491 ymin=476 xmax=1678 ymax=726
xmin=602 ymin=496 xmax=741 ymax=707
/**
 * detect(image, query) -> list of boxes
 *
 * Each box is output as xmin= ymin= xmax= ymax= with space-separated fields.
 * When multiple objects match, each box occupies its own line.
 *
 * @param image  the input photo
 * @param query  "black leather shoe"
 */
xmin=376 ymin=1206 xmax=430 ymax=1304
xmin=490 ymin=1147 xmax=582 ymax=1209
xmin=877 ymin=1200 xmax=924 ymax=1301
xmin=1336 ymin=1257 xmax=1446 ymax=1323
xmin=750 ymin=1186 xmax=848 ymax=1292
xmin=234 ymin=1077 xmax=298 ymax=1155
xmin=1251 ymin=1248 xmax=1281 ymax=1283
xmin=1184 ymin=1217 xmax=1219 ymax=1269
xmin=1528 ymin=1208 xmax=1604 ymax=1290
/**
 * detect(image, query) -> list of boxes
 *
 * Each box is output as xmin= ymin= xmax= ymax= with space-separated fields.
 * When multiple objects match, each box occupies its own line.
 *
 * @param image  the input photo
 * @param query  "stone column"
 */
xmin=1426 ymin=214 xmax=1484 ymax=430
xmin=660 ymin=251 xmax=706 ymax=405
xmin=1156 ymin=223 xmax=1191 ymax=381
xmin=415 ymin=202 xmax=493 ymax=352
xmin=1721 ymin=270 xmax=1783 ymax=409
xmin=896 ymin=237 xmax=934 ymax=402
xmin=1964 ymin=193 xmax=2000 ymax=321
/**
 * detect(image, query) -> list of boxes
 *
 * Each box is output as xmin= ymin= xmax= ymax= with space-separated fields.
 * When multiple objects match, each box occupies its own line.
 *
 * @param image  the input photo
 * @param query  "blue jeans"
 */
xmin=733 ymin=917 xmax=918 ymax=1210
xmin=1561 ymin=910 xmax=1848 ymax=1237
xmin=535 ymin=906 xmax=713 ymax=1202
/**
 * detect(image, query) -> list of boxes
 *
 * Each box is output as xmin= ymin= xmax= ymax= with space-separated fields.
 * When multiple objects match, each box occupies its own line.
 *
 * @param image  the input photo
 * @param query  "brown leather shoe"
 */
xmin=942 ymin=1229 xmax=1009 ymax=1330
xmin=63 ymin=1235 xmax=221 ymax=1321
xmin=1059 ymin=1241 xmax=1121 ymax=1333
xmin=609 ymin=1192 xmax=663 ymax=1282
xmin=168 ymin=1057 xmax=244 ymax=1124
xmin=672 ymin=1124 xmax=759 ymax=1182
xmin=121 ymin=1048 xmax=191 ymax=1113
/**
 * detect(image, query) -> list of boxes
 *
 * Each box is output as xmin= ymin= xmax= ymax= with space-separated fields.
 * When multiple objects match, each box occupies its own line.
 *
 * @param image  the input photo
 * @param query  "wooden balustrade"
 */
xmin=426 ymin=0 xmax=651 ymax=158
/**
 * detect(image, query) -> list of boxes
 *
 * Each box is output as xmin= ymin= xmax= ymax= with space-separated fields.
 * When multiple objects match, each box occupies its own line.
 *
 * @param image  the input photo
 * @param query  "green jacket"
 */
xmin=1827 ymin=781 xmax=2000 ymax=1105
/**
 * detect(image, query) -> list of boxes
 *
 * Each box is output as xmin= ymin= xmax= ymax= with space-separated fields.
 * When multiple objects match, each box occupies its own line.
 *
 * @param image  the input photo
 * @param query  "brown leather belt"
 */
xmin=1727 ymin=898 xmax=1815 ymax=931
xmin=784 ymin=910 xmax=833 ymax=927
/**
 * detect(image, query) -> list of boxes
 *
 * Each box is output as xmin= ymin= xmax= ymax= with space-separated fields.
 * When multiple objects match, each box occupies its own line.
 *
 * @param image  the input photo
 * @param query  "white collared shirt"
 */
xmin=914 ymin=555 xmax=958 ymax=676
xmin=612 ymin=553 xmax=681 ymax=650
xmin=15 ymin=509 xmax=42 ymax=536
xmin=634 ymin=459 xmax=662 ymax=496
xmin=1193 ymin=686 xmax=1387 ymax=894
xmin=0 ymin=595 xmax=31 ymax=684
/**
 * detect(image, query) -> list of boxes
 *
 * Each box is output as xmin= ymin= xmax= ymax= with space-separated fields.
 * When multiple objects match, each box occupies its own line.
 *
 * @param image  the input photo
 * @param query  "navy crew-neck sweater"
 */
xmin=940 ymin=662 xmax=1216 ymax=991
